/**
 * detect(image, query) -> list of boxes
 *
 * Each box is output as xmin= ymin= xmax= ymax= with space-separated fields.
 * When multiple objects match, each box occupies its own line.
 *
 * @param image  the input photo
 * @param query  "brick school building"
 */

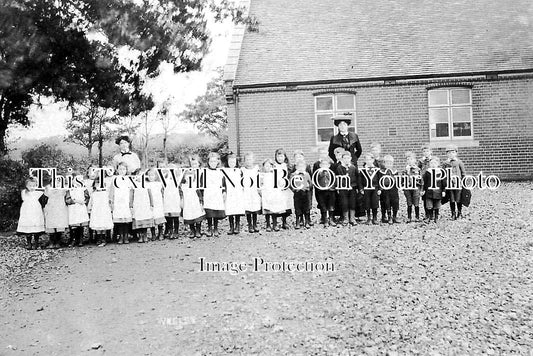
xmin=223 ymin=0 xmax=533 ymax=180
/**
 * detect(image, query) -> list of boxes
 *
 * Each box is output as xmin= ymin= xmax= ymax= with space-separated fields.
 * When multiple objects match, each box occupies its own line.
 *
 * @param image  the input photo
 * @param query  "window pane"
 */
xmin=429 ymin=90 xmax=448 ymax=106
xmin=337 ymin=95 xmax=355 ymax=110
xmin=429 ymin=108 xmax=449 ymax=123
xmin=453 ymin=122 xmax=472 ymax=137
xmin=452 ymin=107 xmax=471 ymax=122
xmin=451 ymin=89 xmax=470 ymax=105
xmin=316 ymin=97 xmax=333 ymax=111
xmin=317 ymin=114 xmax=332 ymax=128
xmin=318 ymin=128 xmax=334 ymax=142
xmin=436 ymin=123 xmax=449 ymax=137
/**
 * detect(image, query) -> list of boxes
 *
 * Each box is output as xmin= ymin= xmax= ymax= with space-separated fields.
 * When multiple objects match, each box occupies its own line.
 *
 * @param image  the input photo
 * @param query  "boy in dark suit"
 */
xmin=421 ymin=157 xmax=446 ymax=223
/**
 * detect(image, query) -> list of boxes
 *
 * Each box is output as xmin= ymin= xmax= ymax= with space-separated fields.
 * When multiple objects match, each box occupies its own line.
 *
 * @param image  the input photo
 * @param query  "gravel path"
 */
xmin=1 ymin=182 xmax=532 ymax=355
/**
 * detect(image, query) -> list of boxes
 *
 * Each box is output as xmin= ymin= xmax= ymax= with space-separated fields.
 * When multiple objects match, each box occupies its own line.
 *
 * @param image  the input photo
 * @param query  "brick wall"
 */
xmin=227 ymin=77 xmax=533 ymax=180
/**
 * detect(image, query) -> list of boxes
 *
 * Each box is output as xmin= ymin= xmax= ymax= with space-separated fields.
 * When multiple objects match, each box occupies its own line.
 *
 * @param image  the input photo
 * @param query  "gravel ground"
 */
xmin=0 ymin=182 xmax=532 ymax=355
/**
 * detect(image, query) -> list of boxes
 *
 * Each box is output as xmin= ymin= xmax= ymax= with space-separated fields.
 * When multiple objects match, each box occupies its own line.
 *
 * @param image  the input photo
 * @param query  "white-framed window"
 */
xmin=428 ymin=88 xmax=473 ymax=140
xmin=315 ymin=93 xmax=356 ymax=143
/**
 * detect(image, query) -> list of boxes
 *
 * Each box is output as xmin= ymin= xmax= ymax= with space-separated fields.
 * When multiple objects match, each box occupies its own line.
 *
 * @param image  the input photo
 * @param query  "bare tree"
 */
xmin=158 ymin=97 xmax=179 ymax=164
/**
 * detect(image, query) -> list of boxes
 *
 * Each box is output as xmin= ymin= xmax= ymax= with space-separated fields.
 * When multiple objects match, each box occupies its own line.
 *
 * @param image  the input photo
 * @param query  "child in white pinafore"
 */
xmin=43 ymin=181 xmax=68 ymax=249
xmin=223 ymin=152 xmax=245 ymax=235
xmin=181 ymin=156 xmax=205 ymax=238
xmin=203 ymin=152 xmax=226 ymax=237
xmin=17 ymin=177 xmax=45 ymax=250
xmin=65 ymin=172 xmax=90 ymax=247
xmin=84 ymin=165 xmax=97 ymax=243
xmin=109 ymin=162 xmax=133 ymax=244
xmin=241 ymin=152 xmax=261 ymax=233
xmin=130 ymin=169 xmax=154 ymax=243
xmin=163 ymin=163 xmax=182 ymax=239
xmin=260 ymin=158 xmax=286 ymax=232
xmin=146 ymin=168 xmax=166 ymax=241
xmin=88 ymin=174 xmax=114 ymax=247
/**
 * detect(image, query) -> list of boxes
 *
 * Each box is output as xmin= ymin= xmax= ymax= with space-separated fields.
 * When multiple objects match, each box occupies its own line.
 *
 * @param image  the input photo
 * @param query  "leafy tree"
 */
xmin=0 ymin=0 xmax=251 ymax=155
xmin=180 ymin=69 xmax=227 ymax=138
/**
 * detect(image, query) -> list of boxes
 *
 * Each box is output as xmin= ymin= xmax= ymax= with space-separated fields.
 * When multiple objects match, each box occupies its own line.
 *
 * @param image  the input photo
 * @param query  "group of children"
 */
xmin=16 ymin=143 xmax=468 ymax=249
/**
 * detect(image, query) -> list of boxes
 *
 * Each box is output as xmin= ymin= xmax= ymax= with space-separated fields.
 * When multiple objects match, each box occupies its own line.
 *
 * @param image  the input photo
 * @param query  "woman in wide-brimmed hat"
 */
xmin=327 ymin=116 xmax=362 ymax=165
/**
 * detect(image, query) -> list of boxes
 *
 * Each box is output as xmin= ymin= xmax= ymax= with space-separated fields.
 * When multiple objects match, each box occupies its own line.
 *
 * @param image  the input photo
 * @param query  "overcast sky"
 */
xmin=7 ymin=16 xmax=233 ymax=141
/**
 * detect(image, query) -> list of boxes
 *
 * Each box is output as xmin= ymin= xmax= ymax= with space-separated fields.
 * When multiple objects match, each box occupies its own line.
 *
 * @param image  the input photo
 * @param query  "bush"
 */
xmin=21 ymin=143 xmax=92 ymax=173
xmin=0 ymin=144 xmax=95 ymax=232
xmin=0 ymin=158 xmax=29 ymax=231
xmin=167 ymin=136 xmax=229 ymax=166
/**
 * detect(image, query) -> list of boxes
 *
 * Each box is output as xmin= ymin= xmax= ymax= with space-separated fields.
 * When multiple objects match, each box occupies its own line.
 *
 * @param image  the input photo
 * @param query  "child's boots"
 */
xmin=281 ymin=215 xmax=288 ymax=230
xmin=365 ymin=210 xmax=372 ymax=225
xmin=252 ymin=214 xmax=259 ymax=233
xmin=349 ymin=210 xmax=357 ymax=226
xmin=25 ymin=235 xmax=33 ymax=250
xmin=228 ymin=218 xmax=235 ymax=235
xmin=272 ymin=216 xmax=280 ymax=231
xmin=304 ymin=213 xmax=311 ymax=229
xmin=320 ymin=211 xmax=327 ymax=225
xmin=247 ymin=215 xmax=254 ymax=233
xmin=234 ymin=217 xmax=240 ymax=234
xmin=372 ymin=209 xmax=378 ymax=225
xmin=213 ymin=220 xmax=220 ymax=236
xmin=195 ymin=223 xmax=202 ymax=237
xmin=392 ymin=211 xmax=400 ymax=224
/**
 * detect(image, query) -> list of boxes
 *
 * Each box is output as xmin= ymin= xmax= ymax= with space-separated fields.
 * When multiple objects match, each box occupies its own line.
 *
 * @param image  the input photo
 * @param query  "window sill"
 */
xmin=429 ymin=139 xmax=479 ymax=149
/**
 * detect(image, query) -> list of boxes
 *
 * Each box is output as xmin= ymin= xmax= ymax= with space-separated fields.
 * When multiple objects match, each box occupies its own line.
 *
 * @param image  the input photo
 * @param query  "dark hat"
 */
xmin=331 ymin=116 xmax=351 ymax=126
xmin=115 ymin=135 xmax=131 ymax=145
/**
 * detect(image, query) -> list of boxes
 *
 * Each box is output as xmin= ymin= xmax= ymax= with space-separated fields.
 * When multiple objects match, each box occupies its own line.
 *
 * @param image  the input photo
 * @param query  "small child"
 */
xmin=274 ymin=148 xmax=293 ymax=230
xmin=109 ymin=162 xmax=133 ymax=244
xmin=291 ymin=150 xmax=314 ymax=226
xmin=370 ymin=142 xmax=385 ymax=170
xmin=331 ymin=147 xmax=346 ymax=223
xmin=442 ymin=144 xmax=466 ymax=219
xmin=421 ymin=157 xmax=446 ymax=223
xmin=360 ymin=153 xmax=380 ymax=225
xmin=162 ymin=163 xmax=182 ymax=239
xmin=260 ymin=158 xmax=285 ymax=231
xmin=43 ymin=179 xmax=68 ymax=249
xmin=146 ymin=168 xmax=166 ymax=241
xmin=17 ymin=177 xmax=45 ymax=250
xmin=88 ymin=173 xmax=114 ymax=247
xmin=402 ymin=152 xmax=421 ymax=223
xmin=223 ymin=153 xmax=245 ymax=235
xmin=84 ymin=165 xmax=97 ymax=243
xmin=291 ymin=160 xmax=313 ymax=229
xmin=335 ymin=151 xmax=360 ymax=226
xmin=417 ymin=143 xmax=433 ymax=219
xmin=130 ymin=170 xmax=154 ymax=243
xmin=181 ymin=157 xmax=205 ymax=238
xmin=379 ymin=155 xmax=400 ymax=224
xmin=65 ymin=172 xmax=90 ymax=247
xmin=314 ymin=157 xmax=337 ymax=227
xmin=312 ymin=147 xmax=329 ymax=213
xmin=242 ymin=152 xmax=261 ymax=233
xmin=203 ymin=152 xmax=226 ymax=237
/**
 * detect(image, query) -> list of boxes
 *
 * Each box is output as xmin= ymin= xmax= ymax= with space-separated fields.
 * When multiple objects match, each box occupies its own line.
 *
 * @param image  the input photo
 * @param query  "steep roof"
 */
xmin=232 ymin=0 xmax=533 ymax=86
